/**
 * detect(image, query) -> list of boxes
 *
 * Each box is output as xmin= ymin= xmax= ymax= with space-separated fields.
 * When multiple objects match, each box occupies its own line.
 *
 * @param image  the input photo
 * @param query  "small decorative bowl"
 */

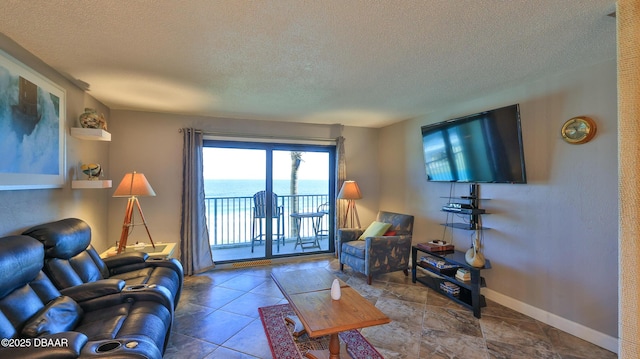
xmin=81 ymin=163 xmax=102 ymax=179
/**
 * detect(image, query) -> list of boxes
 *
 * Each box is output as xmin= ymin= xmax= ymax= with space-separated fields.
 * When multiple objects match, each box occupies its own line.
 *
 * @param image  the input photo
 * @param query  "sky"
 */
xmin=202 ymin=148 xmax=329 ymax=180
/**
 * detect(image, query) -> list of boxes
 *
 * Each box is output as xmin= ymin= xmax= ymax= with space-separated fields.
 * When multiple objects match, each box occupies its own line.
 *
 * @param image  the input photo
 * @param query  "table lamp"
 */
xmin=113 ymin=171 xmax=156 ymax=253
xmin=338 ymin=180 xmax=362 ymax=228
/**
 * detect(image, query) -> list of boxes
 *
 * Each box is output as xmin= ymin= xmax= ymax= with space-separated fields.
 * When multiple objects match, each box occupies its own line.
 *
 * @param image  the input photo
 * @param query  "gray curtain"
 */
xmin=335 ymin=136 xmax=347 ymax=256
xmin=180 ymin=128 xmax=215 ymax=275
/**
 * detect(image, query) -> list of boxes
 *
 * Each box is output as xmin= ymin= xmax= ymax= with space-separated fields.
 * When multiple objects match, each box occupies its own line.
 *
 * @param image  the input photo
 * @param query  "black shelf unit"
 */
xmin=412 ymin=246 xmax=490 ymax=318
xmin=441 ymin=183 xmax=488 ymax=230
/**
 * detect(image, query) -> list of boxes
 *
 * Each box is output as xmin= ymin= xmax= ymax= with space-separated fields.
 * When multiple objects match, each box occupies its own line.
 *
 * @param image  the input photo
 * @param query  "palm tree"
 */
xmin=290 ymin=151 xmax=303 ymax=235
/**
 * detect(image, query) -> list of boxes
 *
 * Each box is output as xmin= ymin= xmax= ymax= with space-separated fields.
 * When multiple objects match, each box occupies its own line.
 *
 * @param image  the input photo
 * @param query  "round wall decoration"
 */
xmin=561 ymin=116 xmax=597 ymax=144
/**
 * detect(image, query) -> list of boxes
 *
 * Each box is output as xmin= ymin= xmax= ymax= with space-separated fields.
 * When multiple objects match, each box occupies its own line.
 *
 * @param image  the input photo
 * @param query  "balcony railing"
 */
xmin=205 ymin=194 xmax=330 ymax=247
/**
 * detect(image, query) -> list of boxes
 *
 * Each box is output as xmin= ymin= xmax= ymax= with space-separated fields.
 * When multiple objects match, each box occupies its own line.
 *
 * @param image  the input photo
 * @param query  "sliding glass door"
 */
xmin=203 ymin=140 xmax=335 ymax=263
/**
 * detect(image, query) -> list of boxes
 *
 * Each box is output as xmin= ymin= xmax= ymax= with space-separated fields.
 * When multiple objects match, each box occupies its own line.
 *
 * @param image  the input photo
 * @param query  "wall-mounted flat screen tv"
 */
xmin=421 ymin=104 xmax=527 ymax=183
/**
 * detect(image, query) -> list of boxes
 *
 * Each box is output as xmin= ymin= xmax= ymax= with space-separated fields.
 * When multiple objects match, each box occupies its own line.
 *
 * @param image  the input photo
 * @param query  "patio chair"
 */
xmin=316 ymin=202 xmax=330 ymax=240
xmin=251 ymin=191 xmax=285 ymax=252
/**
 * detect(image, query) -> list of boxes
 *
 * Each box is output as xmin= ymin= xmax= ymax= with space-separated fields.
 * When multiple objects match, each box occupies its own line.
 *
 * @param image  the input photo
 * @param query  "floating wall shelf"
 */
xmin=71 ymin=180 xmax=112 ymax=189
xmin=70 ymin=128 xmax=111 ymax=141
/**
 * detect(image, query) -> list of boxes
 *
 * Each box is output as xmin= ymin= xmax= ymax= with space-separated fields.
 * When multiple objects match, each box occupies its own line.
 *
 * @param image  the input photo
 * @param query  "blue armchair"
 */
xmin=339 ymin=211 xmax=414 ymax=284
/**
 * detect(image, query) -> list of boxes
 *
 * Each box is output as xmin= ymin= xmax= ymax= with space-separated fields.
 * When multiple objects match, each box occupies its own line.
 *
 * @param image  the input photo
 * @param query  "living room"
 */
xmin=0 ymin=1 xmax=638 ymax=358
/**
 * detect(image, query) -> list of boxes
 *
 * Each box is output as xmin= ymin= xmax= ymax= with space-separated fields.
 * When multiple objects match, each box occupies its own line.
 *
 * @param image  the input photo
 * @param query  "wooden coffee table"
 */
xmin=271 ymin=269 xmax=390 ymax=359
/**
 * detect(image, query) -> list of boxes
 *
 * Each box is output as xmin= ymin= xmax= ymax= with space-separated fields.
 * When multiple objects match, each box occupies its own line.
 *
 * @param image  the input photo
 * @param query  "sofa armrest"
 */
xmin=145 ymin=258 xmax=184 ymax=296
xmin=145 ymin=257 xmax=184 ymax=276
xmin=59 ymin=279 xmax=125 ymax=302
xmin=120 ymin=284 xmax=174 ymax=313
xmin=366 ymin=235 xmax=413 ymax=273
xmin=336 ymin=228 xmax=363 ymax=259
xmin=102 ymin=252 xmax=149 ymax=269
xmin=77 ymin=286 xmax=174 ymax=315
xmin=108 ymin=256 xmax=184 ymax=278
xmin=337 ymin=228 xmax=363 ymax=244
xmin=0 ymin=332 xmax=87 ymax=359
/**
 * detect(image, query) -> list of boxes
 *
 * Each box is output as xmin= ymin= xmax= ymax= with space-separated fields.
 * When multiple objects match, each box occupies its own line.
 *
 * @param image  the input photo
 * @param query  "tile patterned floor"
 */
xmin=165 ymin=256 xmax=617 ymax=359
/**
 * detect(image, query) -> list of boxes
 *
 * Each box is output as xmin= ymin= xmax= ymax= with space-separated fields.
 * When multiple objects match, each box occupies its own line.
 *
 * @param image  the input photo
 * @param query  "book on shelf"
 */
xmin=419 ymin=255 xmax=459 ymax=276
xmin=440 ymin=281 xmax=460 ymax=296
xmin=420 ymin=256 xmax=458 ymax=270
xmin=455 ymin=268 xmax=471 ymax=282
xmin=417 ymin=241 xmax=454 ymax=252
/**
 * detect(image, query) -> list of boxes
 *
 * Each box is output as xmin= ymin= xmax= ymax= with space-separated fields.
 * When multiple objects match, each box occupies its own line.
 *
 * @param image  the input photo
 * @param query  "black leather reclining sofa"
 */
xmin=0 ymin=234 xmax=174 ymax=358
xmin=22 ymin=218 xmax=183 ymax=310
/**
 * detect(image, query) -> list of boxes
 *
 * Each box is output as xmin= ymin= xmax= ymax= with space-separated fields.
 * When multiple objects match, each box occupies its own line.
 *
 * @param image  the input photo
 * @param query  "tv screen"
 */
xmin=421 ymin=104 xmax=526 ymax=183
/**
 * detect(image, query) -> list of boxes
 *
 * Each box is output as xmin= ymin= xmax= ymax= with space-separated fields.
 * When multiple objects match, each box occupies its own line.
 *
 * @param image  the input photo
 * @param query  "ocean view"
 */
xmin=204 ymin=179 xmax=330 ymax=245
xmin=204 ymin=179 xmax=329 ymax=197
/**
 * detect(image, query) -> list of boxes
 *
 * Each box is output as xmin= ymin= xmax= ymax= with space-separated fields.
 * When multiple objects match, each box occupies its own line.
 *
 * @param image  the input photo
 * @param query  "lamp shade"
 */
xmin=113 ymin=171 xmax=156 ymax=197
xmin=337 ymin=180 xmax=362 ymax=200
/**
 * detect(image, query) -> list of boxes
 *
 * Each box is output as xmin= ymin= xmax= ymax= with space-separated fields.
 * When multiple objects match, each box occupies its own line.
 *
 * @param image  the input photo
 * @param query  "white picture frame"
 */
xmin=0 ymin=49 xmax=66 ymax=190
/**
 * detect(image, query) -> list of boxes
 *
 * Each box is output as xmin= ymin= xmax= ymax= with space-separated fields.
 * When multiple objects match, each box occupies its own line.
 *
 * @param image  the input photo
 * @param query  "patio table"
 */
xmin=290 ymin=212 xmax=325 ymax=251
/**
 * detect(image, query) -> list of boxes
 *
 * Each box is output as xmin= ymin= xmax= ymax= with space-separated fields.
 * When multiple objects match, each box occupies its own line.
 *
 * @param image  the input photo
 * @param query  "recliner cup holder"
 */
xmin=96 ymin=341 xmax=121 ymax=353
xmin=125 ymin=284 xmax=155 ymax=291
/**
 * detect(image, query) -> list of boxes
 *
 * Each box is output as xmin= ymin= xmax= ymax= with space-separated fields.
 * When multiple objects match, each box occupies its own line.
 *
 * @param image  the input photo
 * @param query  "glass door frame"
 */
xmin=204 ymin=139 xmax=336 ymax=261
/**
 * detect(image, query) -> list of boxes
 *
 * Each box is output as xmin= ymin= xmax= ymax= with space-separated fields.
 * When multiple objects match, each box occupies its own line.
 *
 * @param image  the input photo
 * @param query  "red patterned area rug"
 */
xmin=259 ymin=304 xmax=384 ymax=359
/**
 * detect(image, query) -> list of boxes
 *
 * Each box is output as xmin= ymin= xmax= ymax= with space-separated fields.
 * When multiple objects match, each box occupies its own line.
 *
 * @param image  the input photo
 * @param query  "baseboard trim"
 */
xmin=483 ymin=288 xmax=618 ymax=354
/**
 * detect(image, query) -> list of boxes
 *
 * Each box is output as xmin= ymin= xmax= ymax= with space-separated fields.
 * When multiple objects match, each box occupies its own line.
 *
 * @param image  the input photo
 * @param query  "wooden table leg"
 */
xmin=305 ymin=333 xmax=347 ymax=359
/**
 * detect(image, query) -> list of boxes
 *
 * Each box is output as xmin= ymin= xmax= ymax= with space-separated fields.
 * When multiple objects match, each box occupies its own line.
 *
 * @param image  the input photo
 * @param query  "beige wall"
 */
xmin=0 ymin=34 xmax=111 ymax=244
xmin=379 ymin=59 xmax=618 ymax=350
xmin=339 ymin=126 xmax=381 ymax=223
xmin=106 ymin=111 xmax=381 ymax=256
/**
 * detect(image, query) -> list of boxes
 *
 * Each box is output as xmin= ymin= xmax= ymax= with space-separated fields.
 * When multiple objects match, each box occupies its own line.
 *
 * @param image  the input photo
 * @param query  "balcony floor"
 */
xmin=212 ymin=236 xmax=331 ymax=263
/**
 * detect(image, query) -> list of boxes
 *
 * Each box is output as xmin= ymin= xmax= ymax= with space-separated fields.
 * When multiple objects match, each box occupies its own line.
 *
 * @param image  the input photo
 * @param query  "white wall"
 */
xmin=106 ymin=111 xmax=381 ymax=256
xmin=379 ymin=59 xmax=618 ymax=343
xmin=0 ymin=35 xmax=111 ymax=244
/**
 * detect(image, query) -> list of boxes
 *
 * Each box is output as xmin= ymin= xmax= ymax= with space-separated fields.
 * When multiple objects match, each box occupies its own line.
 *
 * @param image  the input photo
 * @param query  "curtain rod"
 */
xmin=178 ymin=128 xmax=338 ymax=143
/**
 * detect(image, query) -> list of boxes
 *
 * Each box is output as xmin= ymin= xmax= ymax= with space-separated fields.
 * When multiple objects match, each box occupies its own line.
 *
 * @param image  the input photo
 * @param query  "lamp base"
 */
xmin=342 ymin=200 xmax=361 ymax=228
xmin=117 ymin=196 xmax=155 ymax=253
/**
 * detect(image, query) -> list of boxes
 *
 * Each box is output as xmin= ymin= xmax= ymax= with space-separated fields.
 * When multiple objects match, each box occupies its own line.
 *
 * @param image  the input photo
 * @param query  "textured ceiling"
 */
xmin=0 ymin=0 xmax=616 ymax=128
